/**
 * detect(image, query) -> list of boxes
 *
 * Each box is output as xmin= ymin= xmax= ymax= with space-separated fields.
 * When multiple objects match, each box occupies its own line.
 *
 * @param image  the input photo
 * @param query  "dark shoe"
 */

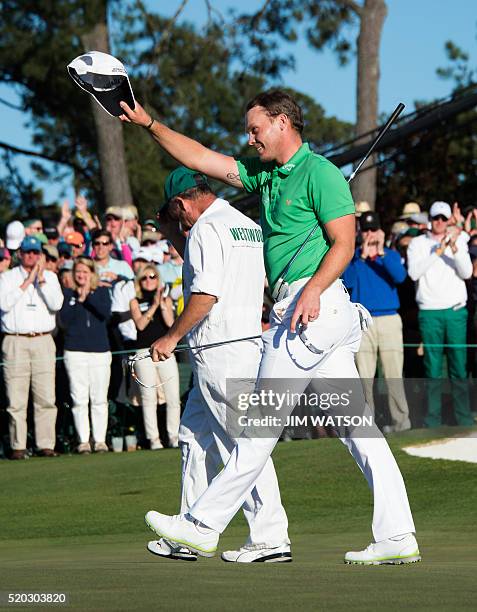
xmin=10 ymin=449 xmax=28 ymax=460
xmin=38 ymin=449 xmax=60 ymax=457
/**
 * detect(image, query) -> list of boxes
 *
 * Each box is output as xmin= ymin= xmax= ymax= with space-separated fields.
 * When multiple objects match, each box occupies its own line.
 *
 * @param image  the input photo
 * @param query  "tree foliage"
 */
xmin=376 ymin=39 xmax=477 ymax=225
xmin=0 ymin=0 xmax=354 ymax=223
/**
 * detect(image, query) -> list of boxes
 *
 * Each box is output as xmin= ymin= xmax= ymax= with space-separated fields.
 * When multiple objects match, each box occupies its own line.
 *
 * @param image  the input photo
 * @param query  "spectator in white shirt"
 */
xmin=407 ymin=201 xmax=473 ymax=427
xmin=92 ymin=229 xmax=134 ymax=285
xmin=0 ymin=236 xmax=64 ymax=459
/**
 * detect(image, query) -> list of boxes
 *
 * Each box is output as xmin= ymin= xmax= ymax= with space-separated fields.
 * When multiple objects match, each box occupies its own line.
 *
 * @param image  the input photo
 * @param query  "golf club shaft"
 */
xmin=348 ymin=102 xmax=405 ymax=182
xmin=272 ymin=102 xmax=406 ymax=297
xmin=174 ymin=334 xmax=262 ymax=353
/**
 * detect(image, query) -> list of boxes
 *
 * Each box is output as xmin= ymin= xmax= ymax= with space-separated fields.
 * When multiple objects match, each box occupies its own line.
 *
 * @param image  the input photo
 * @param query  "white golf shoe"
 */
xmin=345 ymin=533 xmax=421 ymax=565
xmin=221 ymin=542 xmax=292 ymax=563
xmin=147 ymin=538 xmax=198 ymax=562
xmin=145 ymin=511 xmax=219 ymax=557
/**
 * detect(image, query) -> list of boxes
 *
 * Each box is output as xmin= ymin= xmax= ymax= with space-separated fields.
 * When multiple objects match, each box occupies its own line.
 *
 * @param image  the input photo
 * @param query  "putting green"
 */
xmin=0 ymin=429 xmax=476 ymax=611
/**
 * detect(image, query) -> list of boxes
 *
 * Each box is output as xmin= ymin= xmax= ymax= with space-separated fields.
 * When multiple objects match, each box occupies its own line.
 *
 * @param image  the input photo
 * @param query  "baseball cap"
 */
xmin=150 ymin=247 xmax=165 ymax=265
xmin=67 ymin=51 xmax=135 ymax=117
xmin=6 ymin=220 xmax=25 ymax=250
xmin=164 ymin=167 xmax=210 ymax=202
xmin=359 ymin=212 xmax=381 ymax=232
xmin=132 ymin=247 xmax=153 ymax=263
xmin=123 ymin=205 xmax=138 ymax=221
xmin=58 ymin=242 xmax=73 ymax=257
xmin=355 ymin=201 xmax=371 ymax=217
xmin=42 ymin=244 xmax=59 ymax=260
xmin=141 ymin=231 xmax=159 ymax=244
xmin=59 ymin=260 xmax=74 ymax=272
xmin=390 ymin=221 xmax=408 ymax=236
xmin=429 ymin=201 xmax=452 ymax=219
xmin=143 ymin=219 xmax=159 ymax=231
xmin=105 ymin=206 xmax=124 ymax=220
xmin=409 ymin=212 xmax=429 ymax=225
xmin=399 ymin=202 xmax=421 ymax=219
xmin=64 ymin=231 xmax=84 ymax=246
xmin=20 ymin=236 xmax=42 ymax=252
xmin=33 ymin=232 xmax=48 ymax=245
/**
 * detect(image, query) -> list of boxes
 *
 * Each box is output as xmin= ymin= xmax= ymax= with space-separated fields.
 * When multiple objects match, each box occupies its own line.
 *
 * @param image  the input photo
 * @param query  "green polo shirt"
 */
xmin=236 ymin=143 xmax=355 ymax=290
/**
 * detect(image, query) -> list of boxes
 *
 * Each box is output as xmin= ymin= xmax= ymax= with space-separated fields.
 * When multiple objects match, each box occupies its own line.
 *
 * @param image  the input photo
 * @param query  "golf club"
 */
xmin=132 ymin=104 xmax=405 ymax=387
xmin=271 ymin=102 xmax=406 ymax=302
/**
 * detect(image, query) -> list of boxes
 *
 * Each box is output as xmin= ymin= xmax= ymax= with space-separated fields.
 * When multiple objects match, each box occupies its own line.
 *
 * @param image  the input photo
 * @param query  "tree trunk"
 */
xmin=82 ymin=16 xmax=133 ymax=210
xmin=351 ymin=0 xmax=387 ymax=209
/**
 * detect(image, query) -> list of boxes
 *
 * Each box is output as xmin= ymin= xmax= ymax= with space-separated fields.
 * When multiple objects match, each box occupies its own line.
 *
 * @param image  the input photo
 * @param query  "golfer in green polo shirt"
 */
xmin=120 ymin=89 xmax=419 ymax=566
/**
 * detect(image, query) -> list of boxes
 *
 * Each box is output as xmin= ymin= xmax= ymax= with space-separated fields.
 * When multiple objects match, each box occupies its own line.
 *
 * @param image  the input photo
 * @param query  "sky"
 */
xmin=0 ymin=0 xmax=476 ymax=206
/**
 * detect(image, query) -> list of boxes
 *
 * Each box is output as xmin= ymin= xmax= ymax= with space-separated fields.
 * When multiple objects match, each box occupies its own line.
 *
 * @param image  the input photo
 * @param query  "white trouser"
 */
xmin=189 ymin=279 xmax=416 ymax=542
xmin=64 ymin=350 xmax=112 ymax=444
xmin=178 ymin=340 xmax=289 ymax=547
xmin=133 ymin=353 xmax=181 ymax=444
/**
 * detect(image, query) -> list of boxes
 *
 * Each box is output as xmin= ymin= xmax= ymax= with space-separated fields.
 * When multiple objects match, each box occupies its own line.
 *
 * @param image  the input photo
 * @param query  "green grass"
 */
xmin=0 ymin=429 xmax=476 ymax=611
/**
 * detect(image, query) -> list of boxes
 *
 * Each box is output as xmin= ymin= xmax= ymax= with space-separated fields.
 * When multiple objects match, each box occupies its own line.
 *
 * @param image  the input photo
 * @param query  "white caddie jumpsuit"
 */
xmin=178 ymin=198 xmax=289 ymax=547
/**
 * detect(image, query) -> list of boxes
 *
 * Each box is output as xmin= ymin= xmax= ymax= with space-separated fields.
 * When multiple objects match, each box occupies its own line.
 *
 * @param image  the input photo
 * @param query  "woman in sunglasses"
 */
xmin=130 ymin=264 xmax=180 ymax=449
xmin=59 ymin=257 xmax=112 ymax=453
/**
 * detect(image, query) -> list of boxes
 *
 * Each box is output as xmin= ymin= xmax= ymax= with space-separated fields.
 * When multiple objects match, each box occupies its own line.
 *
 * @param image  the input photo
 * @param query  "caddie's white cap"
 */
xmin=6 ymin=220 xmax=25 ymax=250
xmin=67 ymin=51 xmax=135 ymax=117
xmin=429 ymin=201 xmax=452 ymax=219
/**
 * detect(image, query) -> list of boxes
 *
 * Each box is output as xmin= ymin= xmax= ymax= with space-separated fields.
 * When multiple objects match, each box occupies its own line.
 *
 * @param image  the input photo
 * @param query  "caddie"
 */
xmin=120 ymin=90 xmax=420 ymax=565
xmin=145 ymin=166 xmax=291 ymax=563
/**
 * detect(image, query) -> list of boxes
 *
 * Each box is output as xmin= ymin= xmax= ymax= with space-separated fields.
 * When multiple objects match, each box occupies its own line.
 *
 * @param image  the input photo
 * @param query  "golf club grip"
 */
xmin=371 ymin=102 xmax=405 ymax=151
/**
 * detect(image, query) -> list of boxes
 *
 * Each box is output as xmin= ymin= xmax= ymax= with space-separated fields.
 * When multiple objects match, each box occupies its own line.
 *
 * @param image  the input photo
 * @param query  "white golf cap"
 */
xmin=429 ymin=201 xmax=452 ymax=219
xmin=132 ymin=247 xmax=153 ymax=263
xmin=67 ymin=51 xmax=135 ymax=117
xmin=6 ymin=220 xmax=25 ymax=250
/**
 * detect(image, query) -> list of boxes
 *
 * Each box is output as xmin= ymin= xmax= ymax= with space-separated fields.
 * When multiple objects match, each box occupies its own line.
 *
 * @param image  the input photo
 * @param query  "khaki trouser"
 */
xmin=3 ymin=334 xmax=58 ymax=450
xmin=356 ymin=314 xmax=410 ymax=429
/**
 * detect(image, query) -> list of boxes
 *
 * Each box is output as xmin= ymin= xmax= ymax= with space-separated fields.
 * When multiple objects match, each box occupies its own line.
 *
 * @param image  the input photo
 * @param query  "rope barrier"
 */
xmin=1 ymin=341 xmax=477 ymax=368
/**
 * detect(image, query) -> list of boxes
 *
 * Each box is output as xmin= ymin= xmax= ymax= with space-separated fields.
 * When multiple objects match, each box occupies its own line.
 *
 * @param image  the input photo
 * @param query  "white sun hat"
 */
xmin=67 ymin=51 xmax=135 ymax=117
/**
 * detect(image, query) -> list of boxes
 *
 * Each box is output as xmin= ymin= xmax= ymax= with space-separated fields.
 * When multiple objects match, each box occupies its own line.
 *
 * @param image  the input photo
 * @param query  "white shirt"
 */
xmin=0 ymin=266 xmax=64 ymax=334
xmin=183 ymin=198 xmax=265 ymax=346
xmin=111 ymin=279 xmax=137 ymax=342
xmin=407 ymin=232 xmax=472 ymax=309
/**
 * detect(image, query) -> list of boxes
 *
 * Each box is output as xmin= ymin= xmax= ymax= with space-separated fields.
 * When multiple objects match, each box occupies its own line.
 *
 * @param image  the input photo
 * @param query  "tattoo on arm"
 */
xmin=226 ymin=172 xmax=242 ymax=186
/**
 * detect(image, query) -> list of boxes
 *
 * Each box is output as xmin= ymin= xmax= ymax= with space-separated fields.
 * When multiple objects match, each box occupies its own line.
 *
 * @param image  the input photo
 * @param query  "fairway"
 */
xmin=1 ymin=429 xmax=476 ymax=611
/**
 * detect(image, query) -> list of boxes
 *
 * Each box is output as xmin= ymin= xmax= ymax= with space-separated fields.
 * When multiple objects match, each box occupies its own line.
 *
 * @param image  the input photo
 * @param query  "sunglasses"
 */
xmin=142 ymin=240 xmax=156 ymax=246
xmin=60 ymin=253 xmax=72 ymax=259
xmin=22 ymin=250 xmax=40 ymax=255
xmin=93 ymin=240 xmax=111 ymax=246
xmin=141 ymin=274 xmax=158 ymax=281
xmin=105 ymin=215 xmax=121 ymax=222
xmin=72 ymin=243 xmax=84 ymax=249
xmin=46 ymin=256 xmax=58 ymax=263
xmin=431 ymin=215 xmax=448 ymax=222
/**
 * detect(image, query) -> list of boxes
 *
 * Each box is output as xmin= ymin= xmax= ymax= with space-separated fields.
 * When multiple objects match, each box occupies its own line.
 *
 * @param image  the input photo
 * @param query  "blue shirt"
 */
xmin=59 ymin=287 xmax=111 ymax=352
xmin=342 ymin=247 xmax=407 ymax=316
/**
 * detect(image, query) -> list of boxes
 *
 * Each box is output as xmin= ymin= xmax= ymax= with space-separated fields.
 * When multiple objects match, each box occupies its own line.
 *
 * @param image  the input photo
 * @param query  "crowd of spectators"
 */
xmin=345 ymin=200 xmax=477 ymax=431
xmin=0 ymin=198 xmax=183 ymax=459
xmin=0 ymin=196 xmax=476 ymax=458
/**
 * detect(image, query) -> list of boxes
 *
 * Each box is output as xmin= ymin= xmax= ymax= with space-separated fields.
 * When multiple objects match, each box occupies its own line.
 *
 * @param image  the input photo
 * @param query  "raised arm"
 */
xmin=119 ymin=101 xmax=243 ymax=189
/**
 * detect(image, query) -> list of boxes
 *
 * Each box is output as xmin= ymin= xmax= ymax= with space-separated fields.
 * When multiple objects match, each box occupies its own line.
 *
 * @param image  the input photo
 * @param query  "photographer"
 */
xmin=407 ymin=201 xmax=473 ymax=427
